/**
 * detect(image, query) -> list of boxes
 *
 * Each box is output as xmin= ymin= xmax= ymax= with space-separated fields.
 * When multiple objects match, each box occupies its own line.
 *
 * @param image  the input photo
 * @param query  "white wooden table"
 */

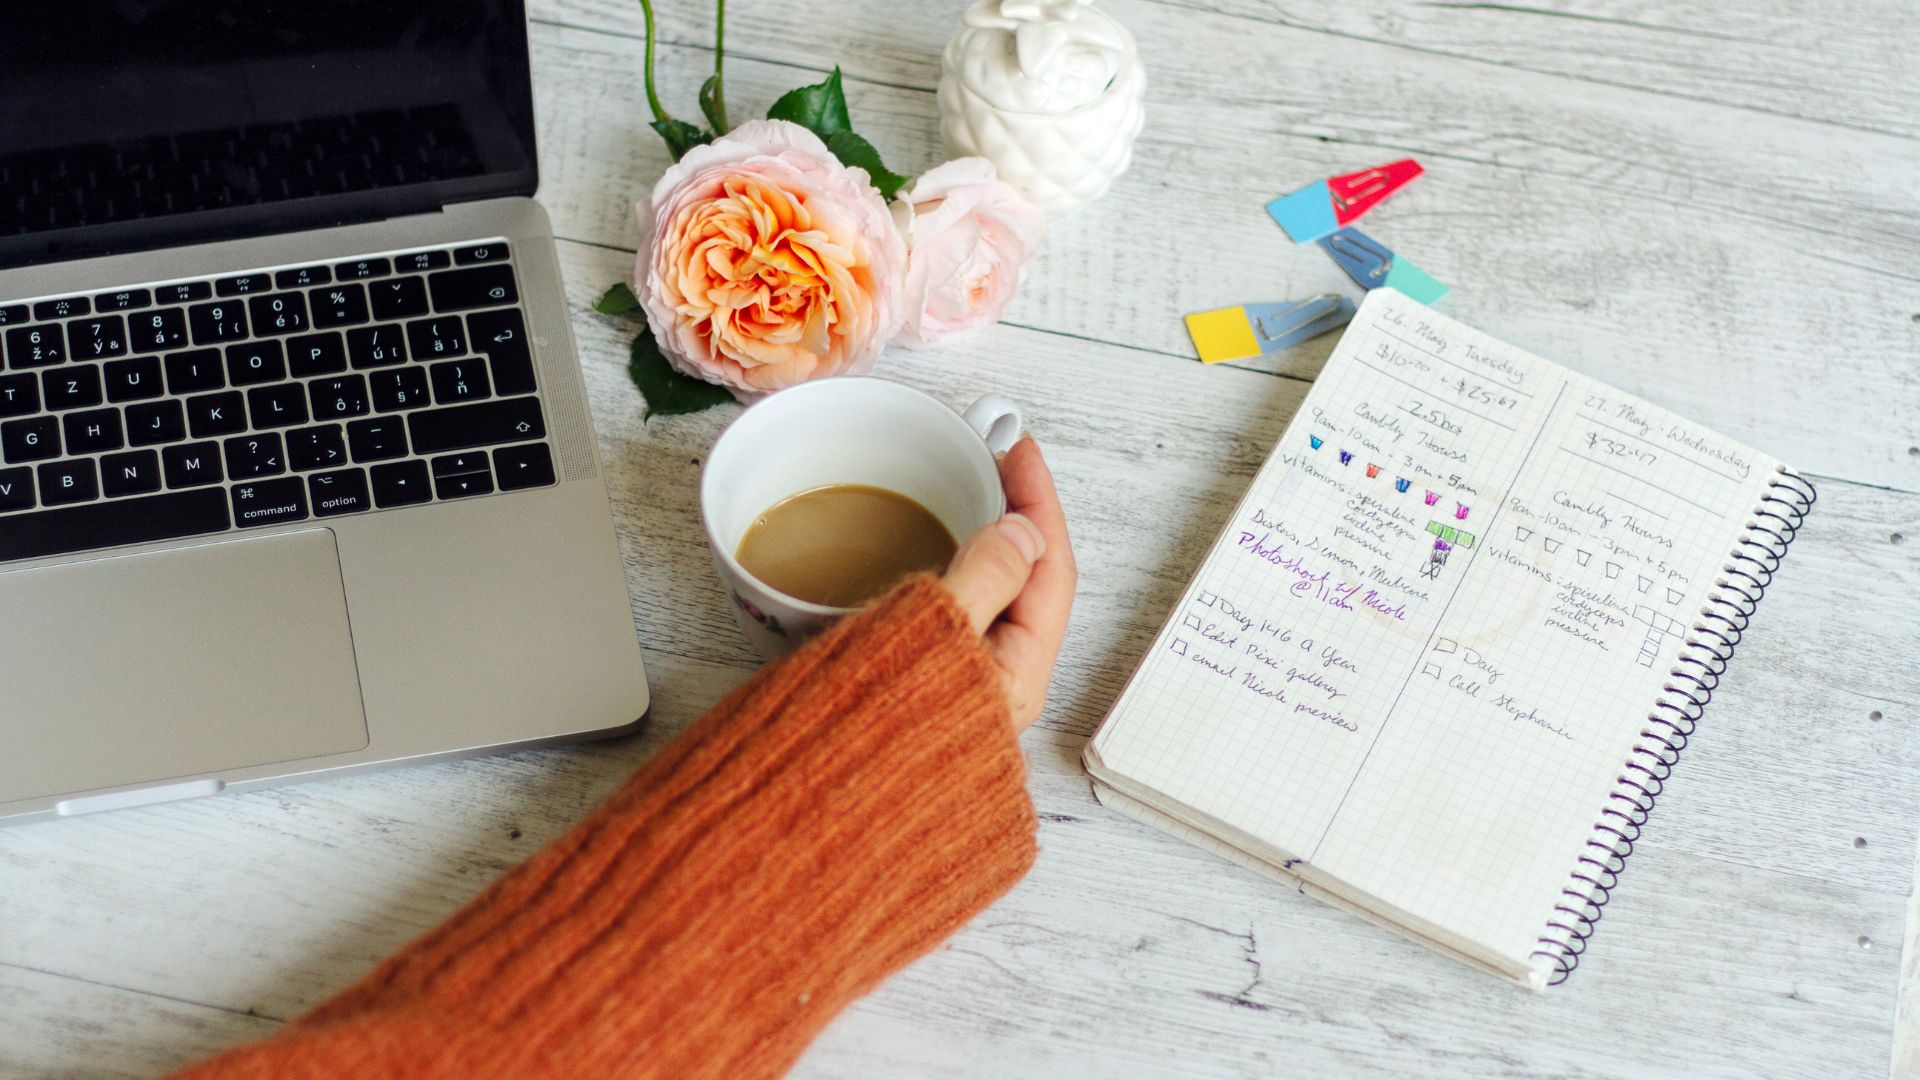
xmin=5 ymin=2 xmax=1919 ymax=1076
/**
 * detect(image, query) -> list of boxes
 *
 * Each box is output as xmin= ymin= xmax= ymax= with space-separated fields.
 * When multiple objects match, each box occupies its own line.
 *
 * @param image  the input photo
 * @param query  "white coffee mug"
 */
xmin=701 ymin=378 xmax=1023 ymax=658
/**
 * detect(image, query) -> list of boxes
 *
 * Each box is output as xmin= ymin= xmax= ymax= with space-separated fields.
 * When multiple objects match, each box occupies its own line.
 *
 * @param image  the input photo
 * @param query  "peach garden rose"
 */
xmin=634 ymin=119 xmax=907 ymax=396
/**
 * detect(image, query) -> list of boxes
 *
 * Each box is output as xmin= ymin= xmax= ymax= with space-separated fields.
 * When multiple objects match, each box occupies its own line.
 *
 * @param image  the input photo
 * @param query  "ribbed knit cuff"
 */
xmin=243 ymin=575 xmax=1037 ymax=1079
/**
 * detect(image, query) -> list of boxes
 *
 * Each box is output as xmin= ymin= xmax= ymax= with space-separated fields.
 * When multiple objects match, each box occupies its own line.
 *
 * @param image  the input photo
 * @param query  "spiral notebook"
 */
xmin=1086 ymin=289 xmax=1814 ymax=988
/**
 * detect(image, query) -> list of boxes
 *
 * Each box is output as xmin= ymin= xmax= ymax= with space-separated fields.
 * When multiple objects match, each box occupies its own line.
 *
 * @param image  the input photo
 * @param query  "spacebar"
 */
xmin=0 ymin=489 xmax=232 ymax=562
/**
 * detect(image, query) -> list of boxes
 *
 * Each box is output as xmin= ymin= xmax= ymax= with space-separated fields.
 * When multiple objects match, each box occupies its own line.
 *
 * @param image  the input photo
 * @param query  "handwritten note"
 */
xmin=1091 ymin=288 xmax=1783 ymax=968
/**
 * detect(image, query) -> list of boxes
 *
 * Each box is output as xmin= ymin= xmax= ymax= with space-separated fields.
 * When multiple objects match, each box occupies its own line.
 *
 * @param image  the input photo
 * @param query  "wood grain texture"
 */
xmin=5 ymin=2 xmax=1920 ymax=1077
xmin=524 ymin=0 xmax=1920 ymax=491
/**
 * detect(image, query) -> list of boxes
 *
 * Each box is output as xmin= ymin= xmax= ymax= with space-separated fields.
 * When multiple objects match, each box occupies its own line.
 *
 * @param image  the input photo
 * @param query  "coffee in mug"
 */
xmin=734 ymin=484 xmax=958 ymax=609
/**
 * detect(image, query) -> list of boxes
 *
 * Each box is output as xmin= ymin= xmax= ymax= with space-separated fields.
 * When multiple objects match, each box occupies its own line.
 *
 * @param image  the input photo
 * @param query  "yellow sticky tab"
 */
xmin=1184 ymin=307 xmax=1260 ymax=364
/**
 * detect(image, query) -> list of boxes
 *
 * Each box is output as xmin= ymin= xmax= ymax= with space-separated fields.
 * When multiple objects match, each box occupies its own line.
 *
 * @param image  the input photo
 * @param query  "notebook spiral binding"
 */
xmin=1530 ymin=467 xmax=1817 ymax=985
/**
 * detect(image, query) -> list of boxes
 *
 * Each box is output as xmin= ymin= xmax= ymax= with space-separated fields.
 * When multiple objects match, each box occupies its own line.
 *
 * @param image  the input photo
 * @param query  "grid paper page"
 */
xmin=1089 ymin=288 xmax=1782 ymax=971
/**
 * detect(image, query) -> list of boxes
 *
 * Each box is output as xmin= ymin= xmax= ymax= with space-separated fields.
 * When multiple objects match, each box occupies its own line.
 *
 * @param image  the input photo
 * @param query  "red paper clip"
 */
xmin=1327 ymin=158 xmax=1423 ymax=225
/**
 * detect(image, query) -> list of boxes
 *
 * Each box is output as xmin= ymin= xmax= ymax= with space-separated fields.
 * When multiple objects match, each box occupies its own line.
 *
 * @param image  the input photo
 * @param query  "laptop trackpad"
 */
xmin=0 ymin=529 xmax=370 ymax=804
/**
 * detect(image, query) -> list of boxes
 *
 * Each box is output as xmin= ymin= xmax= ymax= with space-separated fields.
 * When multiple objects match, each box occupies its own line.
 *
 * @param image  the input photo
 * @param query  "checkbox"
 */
xmin=1170 ymin=638 xmax=1189 ymax=657
xmin=1197 ymin=591 xmax=1218 ymax=608
xmin=1435 ymin=637 xmax=1458 ymax=655
xmin=1421 ymin=662 xmax=1442 ymax=679
xmin=1181 ymin=614 xmax=1203 ymax=630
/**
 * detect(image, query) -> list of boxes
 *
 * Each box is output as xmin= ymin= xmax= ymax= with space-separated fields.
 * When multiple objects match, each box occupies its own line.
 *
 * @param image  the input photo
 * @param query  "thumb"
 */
xmin=941 ymin=513 xmax=1047 ymax=634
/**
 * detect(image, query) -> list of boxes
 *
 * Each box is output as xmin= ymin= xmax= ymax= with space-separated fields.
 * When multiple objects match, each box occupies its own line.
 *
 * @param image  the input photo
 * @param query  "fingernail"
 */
xmin=998 ymin=513 xmax=1046 ymax=563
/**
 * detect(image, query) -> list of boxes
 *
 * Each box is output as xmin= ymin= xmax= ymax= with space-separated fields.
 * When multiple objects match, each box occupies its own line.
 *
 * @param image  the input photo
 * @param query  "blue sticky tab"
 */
xmin=1241 ymin=294 xmax=1357 ymax=352
xmin=1266 ymin=181 xmax=1338 ymax=243
xmin=1383 ymin=258 xmax=1451 ymax=304
xmin=1317 ymin=227 xmax=1393 ymax=289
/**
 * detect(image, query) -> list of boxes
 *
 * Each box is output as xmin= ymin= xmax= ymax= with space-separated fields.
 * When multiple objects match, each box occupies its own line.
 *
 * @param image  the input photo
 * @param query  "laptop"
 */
xmin=0 ymin=1 xmax=651 ymax=824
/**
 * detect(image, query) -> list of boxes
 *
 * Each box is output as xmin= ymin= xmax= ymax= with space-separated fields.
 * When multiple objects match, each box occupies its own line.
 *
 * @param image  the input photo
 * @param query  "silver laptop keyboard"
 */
xmin=0 ymin=240 xmax=555 ymax=563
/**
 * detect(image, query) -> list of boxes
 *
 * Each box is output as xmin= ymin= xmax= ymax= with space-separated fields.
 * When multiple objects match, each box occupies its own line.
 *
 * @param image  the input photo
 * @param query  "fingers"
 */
xmin=987 ymin=437 xmax=1078 ymax=730
xmin=941 ymin=512 xmax=1046 ymax=635
xmin=997 ymin=437 xmax=1077 ymax=645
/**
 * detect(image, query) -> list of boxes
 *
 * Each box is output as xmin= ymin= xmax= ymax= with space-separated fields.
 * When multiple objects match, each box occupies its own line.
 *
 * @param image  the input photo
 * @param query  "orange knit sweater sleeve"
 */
xmin=167 ymin=575 xmax=1038 ymax=1080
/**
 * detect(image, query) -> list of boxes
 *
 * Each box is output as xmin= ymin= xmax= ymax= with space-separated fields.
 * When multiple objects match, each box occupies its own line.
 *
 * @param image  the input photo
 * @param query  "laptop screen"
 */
xmin=0 ymin=0 xmax=537 ymax=269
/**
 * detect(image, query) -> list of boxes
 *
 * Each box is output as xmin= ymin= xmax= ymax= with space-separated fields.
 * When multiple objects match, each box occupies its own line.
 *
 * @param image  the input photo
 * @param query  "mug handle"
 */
xmin=963 ymin=395 xmax=1024 ymax=455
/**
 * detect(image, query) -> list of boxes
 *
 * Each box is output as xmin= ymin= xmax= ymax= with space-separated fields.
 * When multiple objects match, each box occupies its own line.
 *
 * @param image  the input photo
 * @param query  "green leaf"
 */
xmin=650 ymin=118 xmax=712 ymax=162
xmin=765 ymin=67 xmax=850 ymax=140
xmin=824 ymin=130 xmax=911 ymax=201
xmin=595 ymin=282 xmax=641 ymax=315
xmin=698 ymin=74 xmax=731 ymax=137
xmin=628 ymin=330 xmax=734 ymax=418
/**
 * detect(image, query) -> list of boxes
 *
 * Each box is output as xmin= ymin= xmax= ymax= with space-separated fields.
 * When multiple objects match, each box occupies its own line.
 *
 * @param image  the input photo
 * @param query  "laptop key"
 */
xmin=310 ymin=283 xmax=371 ymax=328
xmin=370 ymin=366 xmax=429 ymax=411
xmin=226 ymin=340 xmax=286 ymax=386
xmin=429 ymin=358 xmax=490 ymax=404
xmin=494 ymin=442 xmax=555 ymax=491
xmin=231 ymin=476 xmax=309 ymax=528
xmin=428 ymin=265 xmax=517 ymax=313
xmin=287 ymin=425 xmax=348 ymax=471
xmin=68 ymin=315 xmax=128 ymax=360
xmin=370 ymin=276 xmax=429 ymax=321
xmin=0 ymin=305 xmax=27 ymax=327
xmin=33 ymin=296 xmax=89 ymax=321
xmin=95 ymin=288 xmax=151 ymax=312
xmin=334 ymin=257 xmax=390 ymax=281
xmin=275 ymin=266 xmax=331 ymax=289
xmin=6 ymin=325 xmax=67 ymax=367
xmin=248 ymin=292 xmax=309 ymax=336
xmin=454 ymin=242 xmax=509 ymax=265
xmin=127 ymin=400 xmax=188 ymax=446
xmin=165 ymin=348 xmax=225 ymax=393
xmin=38 ymin=459 xmax=97 ymax=506
xmin=188 ymin=301 xmax=249 ymax=344
xmin=406 ymin=316 xmax=465 ymax=359
xmin=310 ymin=375 xmax=369 ymax=420
xmin=346 ymin=324 xmax=408 ymax=368
xmin=246 ymin=383 xmax=309 ymax=429
xmin=431 ymin=452 xmax=493 ymax=499
xmin=42 ymin=366 xmax=104 ymax=411
xmin=187 ymin=391 xmax=247 ymax=438
xmin=157 ymin=281 xmax=213 ymax=305
xmin=468 ymin=308 xmax=535 ymax=396
xmin=0 ymin=466 xmax=31 ymax=512
xmin=0 ymin=487 xmax=230 ymax=561
xmin=408 ymin=396 xmax=544 ymax=455
xmin=346 ymin=416 xmax=408 ymax=462
xmin=104 ymin=355 xmax=164 ymax=402
xmin=309 ymin=468 xmax=372 ymax=517
xmin=288 ymin=332 xmax=348 ymax=377
xmin=100 ymin=450 xmax=163 ymax=498
xmin=225 ymin=433 xmax=286 ymax=479
xmin=2 ymin=416 xmax=60 ymax=463
xmin=131 ymin=308 xmax=187 ymax=353
xmin=0 ymin=373 xmax=40 ymax=418
xmin=63 ymin=408 xmax=123 ymax=454
xmin=370 ymin=459 xmax=432 ymax=507
xmin=162 ymin=441 xmax=224 ymax=487
xmin=215 ymin=273 xmax=271 ymax=297
xmin=396 ymin=250 xmax=451 ymax=274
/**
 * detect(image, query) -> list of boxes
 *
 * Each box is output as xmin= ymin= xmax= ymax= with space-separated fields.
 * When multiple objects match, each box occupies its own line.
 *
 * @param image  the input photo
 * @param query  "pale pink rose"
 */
xmin=891 ymin=157 xmax=1045 ymax=348
xmin=634 ymin=120 xmax=906 ymax=396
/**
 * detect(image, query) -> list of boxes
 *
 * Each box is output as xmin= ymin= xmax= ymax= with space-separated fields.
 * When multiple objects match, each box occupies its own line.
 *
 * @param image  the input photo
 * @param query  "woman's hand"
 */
xmin=940 ymin=436 xmax=1077 ymax=731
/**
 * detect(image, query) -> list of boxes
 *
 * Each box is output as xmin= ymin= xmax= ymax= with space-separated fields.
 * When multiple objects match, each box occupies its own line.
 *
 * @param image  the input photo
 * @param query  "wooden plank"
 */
xmin=1149 ymin=0 xmax=1920 ymax=140
xmin=522 ymin=6 xmax=1920 ymax=491
xmin=0 ymin=963 xmax=277 ymax=1079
